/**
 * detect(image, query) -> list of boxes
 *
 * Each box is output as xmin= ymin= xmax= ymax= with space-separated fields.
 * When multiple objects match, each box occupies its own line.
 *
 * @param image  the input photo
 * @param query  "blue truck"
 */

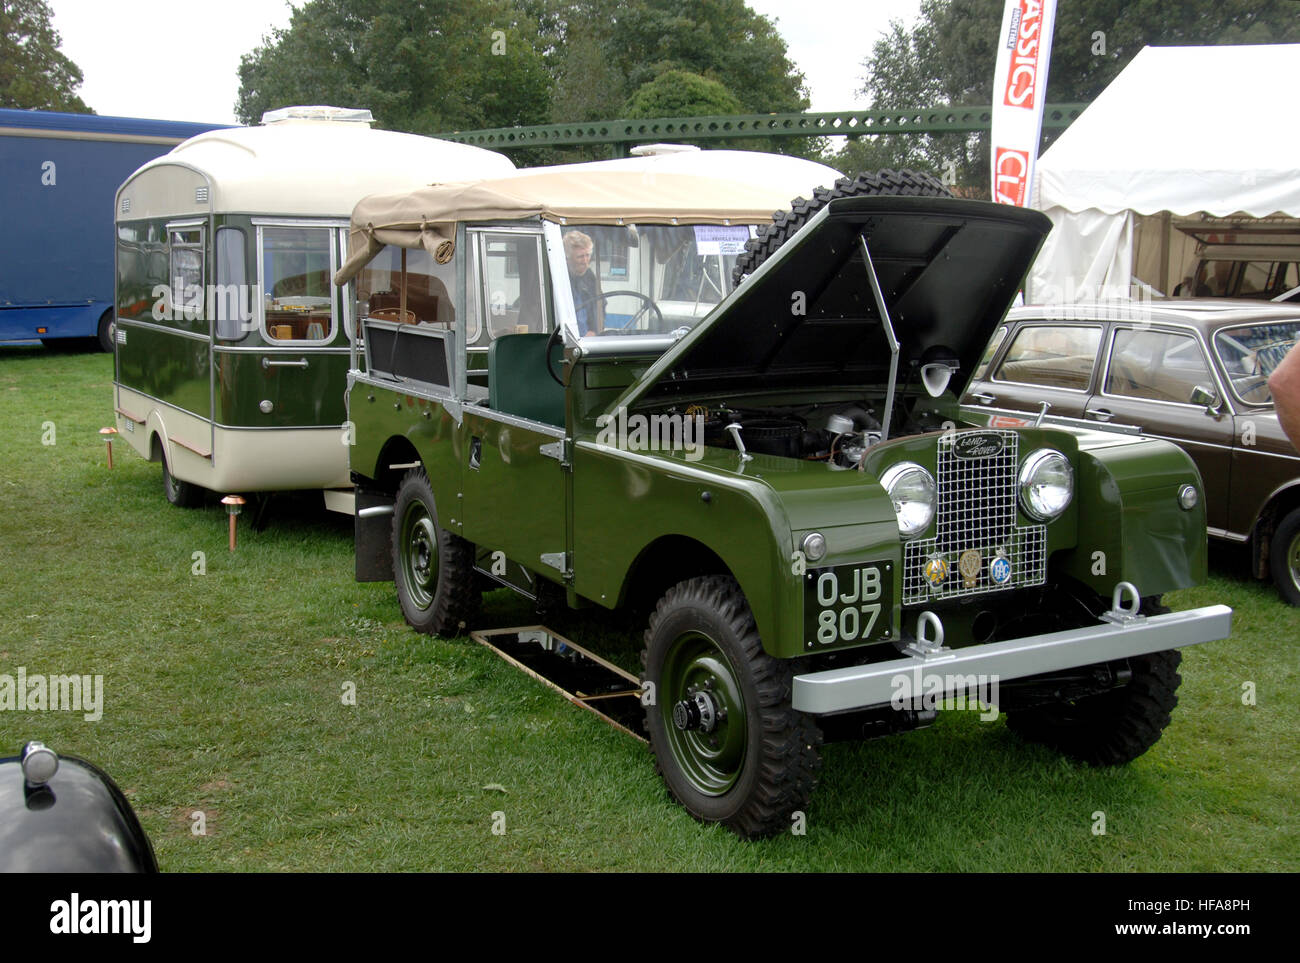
xmin=0 ymin=108 xmax=230 ymax=350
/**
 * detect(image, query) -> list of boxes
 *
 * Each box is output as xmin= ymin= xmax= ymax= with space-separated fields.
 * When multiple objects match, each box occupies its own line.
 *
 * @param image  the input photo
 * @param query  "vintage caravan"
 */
xmin=111 ymin=106 xmax=516 ymax=511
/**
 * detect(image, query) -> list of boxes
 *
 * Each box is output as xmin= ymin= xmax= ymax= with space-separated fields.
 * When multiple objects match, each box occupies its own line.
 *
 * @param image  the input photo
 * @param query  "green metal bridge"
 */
xmin=436 ymin=104 xmax=1087 ymax=155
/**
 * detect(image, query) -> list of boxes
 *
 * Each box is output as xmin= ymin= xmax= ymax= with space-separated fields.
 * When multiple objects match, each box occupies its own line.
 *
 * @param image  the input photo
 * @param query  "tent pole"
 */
xmin=1158 ymin=211 xmax=1171 ymax=295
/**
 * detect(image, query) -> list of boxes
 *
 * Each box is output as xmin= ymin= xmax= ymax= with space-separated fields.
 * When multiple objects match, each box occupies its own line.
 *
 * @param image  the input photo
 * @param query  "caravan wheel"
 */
xmin=161 ymin=448 xmax=205 ymax=508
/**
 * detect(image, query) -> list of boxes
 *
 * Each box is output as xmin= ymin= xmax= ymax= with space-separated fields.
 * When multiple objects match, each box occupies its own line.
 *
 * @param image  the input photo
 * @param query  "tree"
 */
xmin=236 ymin=0 xmax=817 ymax=162
xmin=543 ymin=0 xmax=817 ymax=158
xmin=605 ymin=0 xmax=807 ymax=115
xmin=837 ymin=0 xmax=1300 ymax=192
xmin=236 ymin=0 xmax=552 ymax=134
xmin=0 ymin=0 xmax=93 ymax=112
xmin=623 ymin=69 xmax=742 ymax=118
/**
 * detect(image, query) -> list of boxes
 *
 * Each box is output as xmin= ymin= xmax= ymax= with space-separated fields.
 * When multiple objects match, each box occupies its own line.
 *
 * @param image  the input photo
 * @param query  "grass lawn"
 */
xmin=1 ymin=345 xmax=1295 ymax=871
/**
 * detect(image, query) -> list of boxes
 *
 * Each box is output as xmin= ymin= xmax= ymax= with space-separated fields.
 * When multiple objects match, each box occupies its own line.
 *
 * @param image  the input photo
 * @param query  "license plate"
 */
xmin=804 ymin=561 xmax=894 ymax=649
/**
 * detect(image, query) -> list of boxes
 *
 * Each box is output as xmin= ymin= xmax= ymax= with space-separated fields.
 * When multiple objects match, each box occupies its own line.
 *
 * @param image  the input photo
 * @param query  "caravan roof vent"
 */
xmin=260 ymin=105 xmax=376 ymax=126
xmin=628 ymin=143 xmax=701 ymax=156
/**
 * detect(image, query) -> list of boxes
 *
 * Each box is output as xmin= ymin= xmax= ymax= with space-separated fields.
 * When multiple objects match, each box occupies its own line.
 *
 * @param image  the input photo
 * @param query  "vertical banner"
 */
xmin=990 ymin=0 xmax=1058 ymax=206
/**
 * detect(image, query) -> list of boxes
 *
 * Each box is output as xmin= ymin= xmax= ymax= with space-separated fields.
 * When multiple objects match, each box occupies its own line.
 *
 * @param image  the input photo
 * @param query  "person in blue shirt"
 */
xmin=565 ymin=230 xmax=604 ymax=335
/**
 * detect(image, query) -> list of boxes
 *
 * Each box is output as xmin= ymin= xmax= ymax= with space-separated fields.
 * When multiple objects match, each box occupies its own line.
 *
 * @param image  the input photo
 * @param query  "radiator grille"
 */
xmin=902 ymin=431 xmax=1047 ymax=603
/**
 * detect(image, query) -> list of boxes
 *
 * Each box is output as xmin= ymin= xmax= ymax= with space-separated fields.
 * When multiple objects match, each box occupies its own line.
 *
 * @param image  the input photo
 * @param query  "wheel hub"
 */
xmin=400 ymin=507 xmax=439 ymax=610
xmin=660 ymin=633 xmax=745 ymax=796
xmin=673 ymin=690 xmax=718 ymax=732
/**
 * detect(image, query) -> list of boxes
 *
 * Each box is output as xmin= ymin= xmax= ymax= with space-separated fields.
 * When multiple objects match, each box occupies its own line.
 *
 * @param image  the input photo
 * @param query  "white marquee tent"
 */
xmin=1027 ymin=44 xmax=1300 ymax=301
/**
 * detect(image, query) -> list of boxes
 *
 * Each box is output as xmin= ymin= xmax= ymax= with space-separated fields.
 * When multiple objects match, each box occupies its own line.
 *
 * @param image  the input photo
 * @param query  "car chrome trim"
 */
xmin=959 ymin=405 xmax=1143 ymax=435
xmin=1206 ymin=526 xmax=1250 ymax=543
xmin=465 ymin=405 xmax=565 ymax=438
xmin=792 ymin=604 xmax=1233 ymax=714
xmin=576 ymin=440 xmax=773 ymax=495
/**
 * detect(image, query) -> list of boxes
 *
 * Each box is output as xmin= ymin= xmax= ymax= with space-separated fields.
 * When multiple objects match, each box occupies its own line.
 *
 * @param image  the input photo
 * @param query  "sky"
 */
xmin=46 ymin=0 xmax=923 ymax=126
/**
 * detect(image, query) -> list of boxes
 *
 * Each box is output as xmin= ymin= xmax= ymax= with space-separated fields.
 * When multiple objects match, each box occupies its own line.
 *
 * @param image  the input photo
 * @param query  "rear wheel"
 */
xmin=392 ymin=468 xmax=479 ymax=635
xmin=642 ymin=576 xmax=821 ymax=838
xmin=96 ymin=310 xmax=115 ymax=353
xmin=1005 ymin=598 xmax=1183 ymax=765
xmin=1268 ymin=507 xmax=1300 ymax=606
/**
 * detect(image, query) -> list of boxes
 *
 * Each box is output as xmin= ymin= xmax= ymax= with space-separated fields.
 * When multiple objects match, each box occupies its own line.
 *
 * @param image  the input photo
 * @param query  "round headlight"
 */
xmin=1019 ymin=449 xmax=1073 ymax=521
xmin=879 ymin=462 xmax=936 ymax=537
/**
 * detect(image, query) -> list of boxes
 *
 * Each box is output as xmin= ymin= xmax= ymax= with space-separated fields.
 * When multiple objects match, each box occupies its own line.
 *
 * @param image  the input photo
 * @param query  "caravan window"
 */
xmin=214 ymin=227 xmax=249 ymax=341
xmin=260 ymin=226 xmax=334 ymax=343
xmin=167 ymin=225 xmax=204 ymax=330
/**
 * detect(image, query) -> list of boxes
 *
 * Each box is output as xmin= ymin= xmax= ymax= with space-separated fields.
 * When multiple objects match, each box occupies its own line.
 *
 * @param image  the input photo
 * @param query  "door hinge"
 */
xmin=540 ymin=551 xmax=571 ymax=581
xmin=539 ymin=439 xmax=572 ymax=471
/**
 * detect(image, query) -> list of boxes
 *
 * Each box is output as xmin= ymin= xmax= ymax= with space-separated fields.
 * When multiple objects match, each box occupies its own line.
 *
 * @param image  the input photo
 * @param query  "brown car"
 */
xmin=964 ymin=300 xmax=1300 ymax=605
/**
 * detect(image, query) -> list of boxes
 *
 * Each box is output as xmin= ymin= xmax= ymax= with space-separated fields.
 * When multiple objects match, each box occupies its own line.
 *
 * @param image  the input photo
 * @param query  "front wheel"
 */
xmin=1005 ymin=599 xmax=1182 ymax=765
xmin=642 ymin=576 xmax=821 ymax=838
xmin=392 ymin=468 xmax=478 ymax=635
xmin=1268 ymin=507 xmax=1300 ymax=606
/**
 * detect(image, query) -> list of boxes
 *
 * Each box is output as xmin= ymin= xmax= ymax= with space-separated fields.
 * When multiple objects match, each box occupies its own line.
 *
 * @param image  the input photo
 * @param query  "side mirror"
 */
xmin=1190 ymin=384 xmax=1219 ymax=410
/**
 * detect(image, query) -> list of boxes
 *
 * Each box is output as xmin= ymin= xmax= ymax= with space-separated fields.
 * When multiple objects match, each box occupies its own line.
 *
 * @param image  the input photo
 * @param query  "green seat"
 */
xmin=487 ymin=333 xmax=565 ymax=428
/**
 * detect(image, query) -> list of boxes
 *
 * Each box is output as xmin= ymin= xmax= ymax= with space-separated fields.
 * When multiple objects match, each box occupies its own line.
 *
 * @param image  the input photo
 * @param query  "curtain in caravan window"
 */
xmin=215 ymin=228 xmax=248 ymax=340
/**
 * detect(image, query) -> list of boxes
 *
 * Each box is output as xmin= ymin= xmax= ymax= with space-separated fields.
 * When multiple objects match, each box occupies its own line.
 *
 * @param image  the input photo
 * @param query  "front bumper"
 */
xmin=791 ymin=604 xmax=1232 ymax=715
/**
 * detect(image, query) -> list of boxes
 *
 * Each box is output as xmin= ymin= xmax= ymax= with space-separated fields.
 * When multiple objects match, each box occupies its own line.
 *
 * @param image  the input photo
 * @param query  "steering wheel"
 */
xmin=544 ymin=324 xmax=566 ymax=386
xmin=576 ymin=290 xmax=664 ymax=334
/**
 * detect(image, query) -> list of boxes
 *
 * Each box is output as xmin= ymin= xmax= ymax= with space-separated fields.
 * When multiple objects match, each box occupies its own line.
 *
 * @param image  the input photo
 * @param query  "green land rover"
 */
xmin=340 ymin=168 xmax=1232 ymax=838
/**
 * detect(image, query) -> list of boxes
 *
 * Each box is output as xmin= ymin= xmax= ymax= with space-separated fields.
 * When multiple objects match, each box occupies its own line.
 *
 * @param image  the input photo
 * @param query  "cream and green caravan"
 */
xmin=111 ymin=106 xmax=516 ymax=512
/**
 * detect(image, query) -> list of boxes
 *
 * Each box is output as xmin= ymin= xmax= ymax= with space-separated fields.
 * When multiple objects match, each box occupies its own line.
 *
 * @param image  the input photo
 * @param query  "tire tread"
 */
xmin=393 ymin=468 xmax=479 ymax=636
xmin=732 ymin=169 xmax=952 ymax=285
xmin=643 ymin=575 xmax=821 ymax=838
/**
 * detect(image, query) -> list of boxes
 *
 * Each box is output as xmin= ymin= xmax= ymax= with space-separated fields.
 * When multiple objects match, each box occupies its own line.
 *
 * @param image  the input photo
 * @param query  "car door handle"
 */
xmin=970 ymin=392 xmax=996 ymax=405
xmin=262 ymin=357 xmax=309 ymax=369
xmin=1089 ymin=408 xmax=1113 ymax=422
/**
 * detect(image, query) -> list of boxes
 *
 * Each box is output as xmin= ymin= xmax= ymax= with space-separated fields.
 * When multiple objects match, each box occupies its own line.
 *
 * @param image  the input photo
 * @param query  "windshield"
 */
xmin=1213 ymin=320 xmax=1300 ymax=405
xmin=559 ymin=223 xmax=750 ymax=338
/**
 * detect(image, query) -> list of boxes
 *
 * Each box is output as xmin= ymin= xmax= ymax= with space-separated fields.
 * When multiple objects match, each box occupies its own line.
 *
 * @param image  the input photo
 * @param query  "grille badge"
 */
xmin=990 ymin=554 xmax=1012 ymax=585
xmin=959 ymin=549 xmax=983 ymax=587
xmin=954 ymin=433 xmax=1005 ymax=459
